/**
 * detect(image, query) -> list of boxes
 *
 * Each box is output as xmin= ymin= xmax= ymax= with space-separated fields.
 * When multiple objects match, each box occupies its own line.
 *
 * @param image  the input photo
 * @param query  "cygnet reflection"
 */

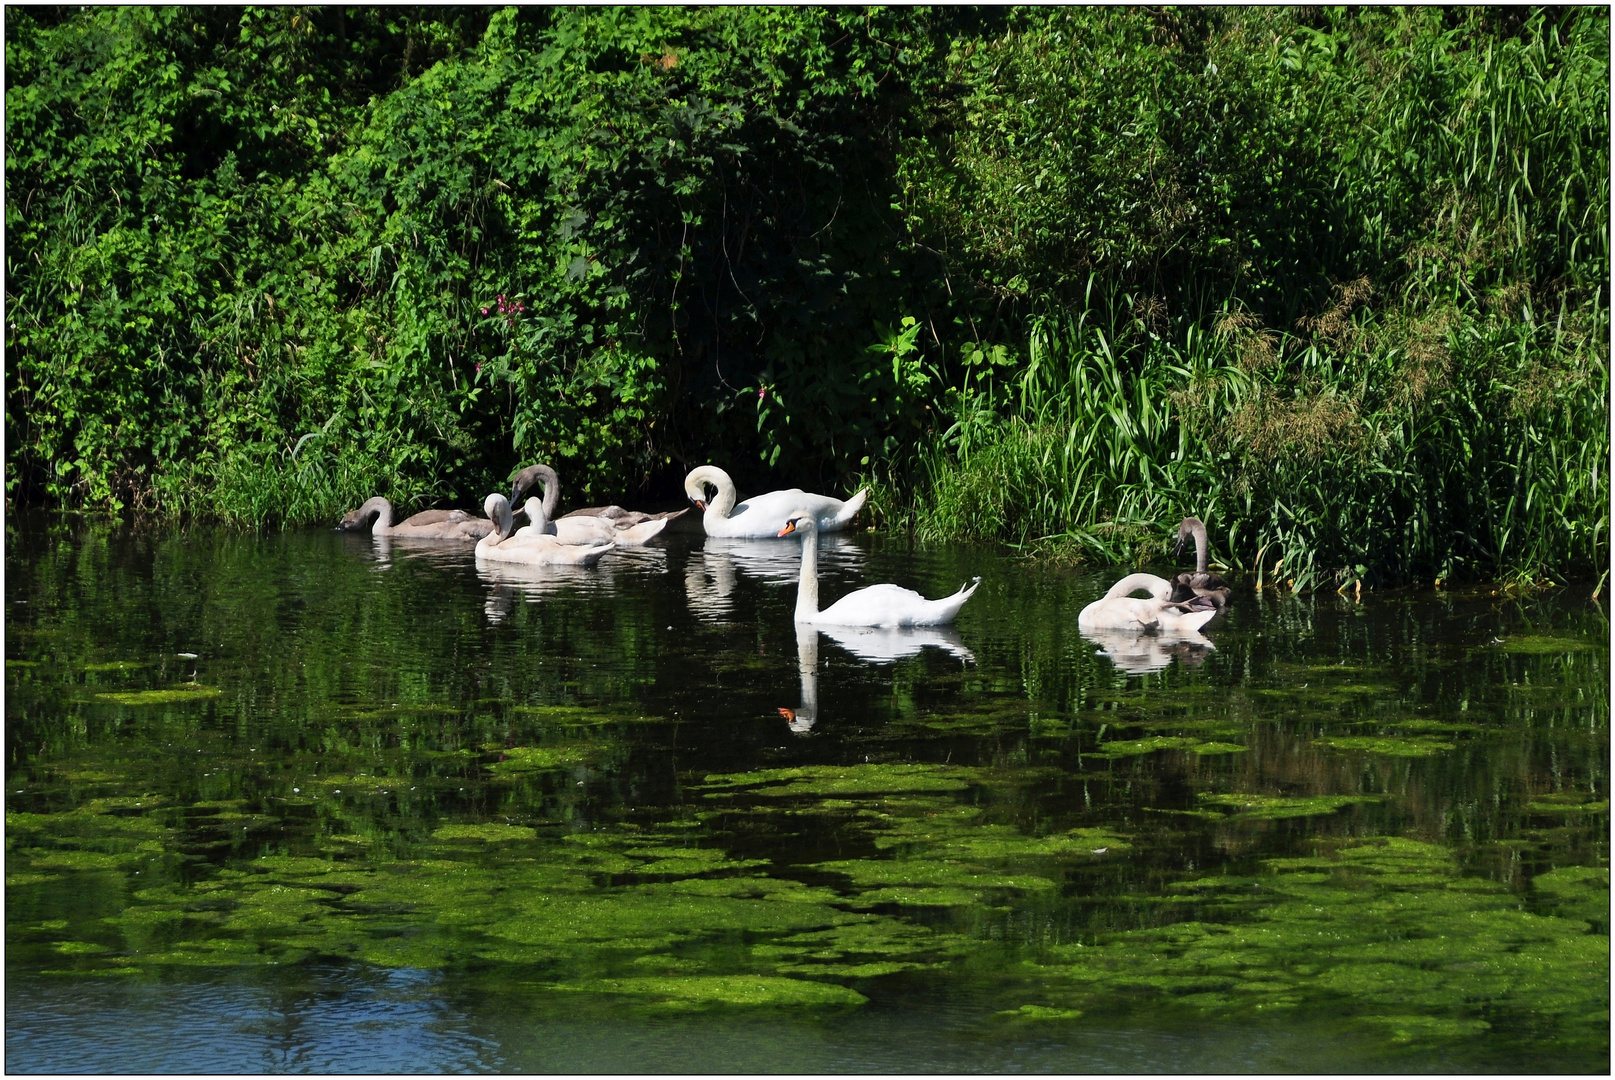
xmin=778 ymin=624 xmax=820 ymax=735
xmin=476 ymin=559 xmax=622 ymax=624
xmin=1081 ymin=626 xmax=1215 ymax=675
xmin=817 ymin=623 xmax=976 ymax=665
xmin=364 ymin=533 xmax=481 ymax=571
xmin=686 ymin=533 xmax=863 ymax=621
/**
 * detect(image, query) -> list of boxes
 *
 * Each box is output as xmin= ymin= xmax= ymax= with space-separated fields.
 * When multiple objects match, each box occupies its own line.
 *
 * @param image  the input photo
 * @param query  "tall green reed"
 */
xmin=907 ymin=288 xmax=1607 ymax=589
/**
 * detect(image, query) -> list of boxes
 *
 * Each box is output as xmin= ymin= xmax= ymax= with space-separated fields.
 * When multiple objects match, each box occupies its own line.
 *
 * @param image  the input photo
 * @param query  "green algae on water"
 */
xmin=1091 ymin=736 xmax=1246 ymax=758
xmin=93 ymin=684 xmax=222 ymax=706
xmin=1496 ymin=635 xmax=1599 ymax=654
xmin=1313 ymin=735 xmax=1455 ymax=757
xmin=553 ymin=975 xmax=867 ymax=1008
xmin=1197 ymin=793 xmax=1385 ymax=820
xmin=700 ymin=763 xmax=978 ymax=798
xmin=1032 ymin=837 xmax=1608 ymax=1053
xmin=487 ymin=745 xmax=597 ymax=773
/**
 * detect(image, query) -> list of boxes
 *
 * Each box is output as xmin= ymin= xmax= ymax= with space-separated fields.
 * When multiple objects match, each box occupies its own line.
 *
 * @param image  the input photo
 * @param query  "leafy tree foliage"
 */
xmin=6 ymin=7 xmax=1607 ymax=581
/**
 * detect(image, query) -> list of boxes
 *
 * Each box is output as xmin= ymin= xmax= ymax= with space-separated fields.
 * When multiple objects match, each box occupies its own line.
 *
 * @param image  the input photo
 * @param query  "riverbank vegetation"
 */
xmin=6 ymin=6 xmax=1607 ymax=584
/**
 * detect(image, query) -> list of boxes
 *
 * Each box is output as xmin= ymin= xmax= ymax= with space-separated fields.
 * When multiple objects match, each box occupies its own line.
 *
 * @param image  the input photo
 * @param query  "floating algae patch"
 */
xmin=93 ymin=684 xmax=222 ymax=706
xmin=815 ymin=858 xmax=1057 ymax=895
xmin=1090 ymin=736 xmax=1200 ymax=758
xmin=1495 ymin=635 xmax=1600 ymax=655
xmin=1197 ymin=793 xmax=1385 ymax=820
xmin=431 ymin=824 xmax=540 ymax=843
xmin=1525 ymin=792 xmax=1610 ymax=816
xmin=756 ymin=919 xmax=972 ymax=975
xmin=555 ymin=975 xmax=866 ymax=1009
xmin=1031 ymin=838 xmax=1608 ymax=1056
xmin=486 ymin=745 xmax=601 ymax=773
xmin=1091 ymin=736 xmax=1246 ymax=758
xmin=995 ymin=1004 xmax=1084 ymax=1023
xmin=1532 ymin=866 xmax=1610 ymax=929
xmin=1375 ymin=719 xmax=1483 ymax=734
xmin=82 ymin=660 xmax=148 ymax=673
xmin=808 ymin=804 xmax=1129 ymax=906
xmin=699 ymin=763 xmax=978 ymax=798
xmin=509 ymin=704 xmax=657 ymax=726
xmin=624 ymin=847 xmax=768 ymax=875
xmin=1313 ymin=736 xmax=1455 ymax=757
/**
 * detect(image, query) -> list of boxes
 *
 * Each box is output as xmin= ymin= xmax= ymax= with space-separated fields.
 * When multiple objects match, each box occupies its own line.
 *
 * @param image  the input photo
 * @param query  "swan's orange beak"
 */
xmin=692 ymin=499 xmax=705 ymax=511
xmin=778 ymin=521 xmax=797 ymax=537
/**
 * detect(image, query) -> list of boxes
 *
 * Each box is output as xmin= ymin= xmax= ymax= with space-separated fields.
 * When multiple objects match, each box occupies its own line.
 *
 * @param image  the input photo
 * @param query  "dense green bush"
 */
xmin=6 ymin=6 xmax=1607 ymax=584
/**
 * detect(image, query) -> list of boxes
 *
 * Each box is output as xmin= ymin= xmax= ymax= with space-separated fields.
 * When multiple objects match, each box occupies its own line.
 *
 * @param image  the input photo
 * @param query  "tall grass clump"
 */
xmin=911 ymin=287 xmax=1607 ymax=587
xmin=896 ymin=7 xmax=1608 ymax=586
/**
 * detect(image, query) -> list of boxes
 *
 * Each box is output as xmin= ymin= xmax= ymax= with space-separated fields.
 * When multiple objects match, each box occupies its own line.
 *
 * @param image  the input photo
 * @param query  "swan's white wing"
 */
xmin=814 ymin=578 xmax=978 ymax=627
xmin=707 ymin=488 xmax=862 ymax=537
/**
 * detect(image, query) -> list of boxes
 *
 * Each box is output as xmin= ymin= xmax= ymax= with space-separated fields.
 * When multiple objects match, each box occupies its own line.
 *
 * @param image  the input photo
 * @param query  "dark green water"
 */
xmin=5 ymin=513 xmax=1608 ymax=1073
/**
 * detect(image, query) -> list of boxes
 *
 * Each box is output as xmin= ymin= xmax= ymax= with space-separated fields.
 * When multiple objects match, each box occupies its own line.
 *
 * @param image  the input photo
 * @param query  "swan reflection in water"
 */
xmin=477 ymin=547 xmax=667 ymax=624
xmin=780 ymin=623 xmax=975 ymax=735
xmin=1080 ymin=625 xmax=1215 ymax=675
xmin=686 ymin=534 xmax=863 ymax=621
xmin=362 ymin=533 xmax=484 ymax=572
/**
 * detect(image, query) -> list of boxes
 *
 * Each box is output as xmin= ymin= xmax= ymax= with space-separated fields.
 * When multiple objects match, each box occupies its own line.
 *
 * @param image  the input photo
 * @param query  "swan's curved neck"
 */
xmin=793 ymin=522 xmax=821 ymax=621
xmin=363 ymin=497 xmax=394 ymax=534
xmin=1106 ymin=573 xmax=1171 ymax=601
xmin=533 ymin=466 xmax=560 ymax=521
xmin=1190 ymin=520 xmax=1210 ymax=574
xmin=478 ymin=494 xmax=515 ymax=555
xmin=692 ymin=468 xmax=738 ymax=519
xmin=524 ymin=496 xmax=552 ymax=535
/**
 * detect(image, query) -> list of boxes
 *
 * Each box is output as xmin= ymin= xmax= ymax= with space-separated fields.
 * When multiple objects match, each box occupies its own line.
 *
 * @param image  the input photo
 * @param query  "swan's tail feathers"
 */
xmin=578 ymin=542 xmax=616 ymax=567
xmin=932 ymin=576 xmax=982 ymax=625
xmin=831 ymin=488 xmax=869 ymax=526
xmin=616 ymin=516 xmax=674 ymax=546
xmin=1177 ymin=607 xmax=1218 ymax=633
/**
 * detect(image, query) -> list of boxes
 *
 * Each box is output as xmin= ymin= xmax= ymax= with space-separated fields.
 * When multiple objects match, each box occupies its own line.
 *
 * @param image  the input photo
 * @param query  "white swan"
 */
xmin=684 ymin=465 xmax=867 ymax=538
xmin=1078 ymin=573 xmax=1217 ymax=633
xmin=779 ymin=511 xmax=979 ymax=626
xmin=475 ymin=494 xmax=614 ymax=567
xmin=337 ymin=496 xmax=493 ymax=540
xmin=508 ymin=464 xmax=685 ymax=536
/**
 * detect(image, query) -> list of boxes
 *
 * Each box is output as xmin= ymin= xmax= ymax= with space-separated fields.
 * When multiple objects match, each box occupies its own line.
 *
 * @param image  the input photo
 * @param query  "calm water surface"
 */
xmin=5 ymin=513 xmax=1608 ymax=1073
